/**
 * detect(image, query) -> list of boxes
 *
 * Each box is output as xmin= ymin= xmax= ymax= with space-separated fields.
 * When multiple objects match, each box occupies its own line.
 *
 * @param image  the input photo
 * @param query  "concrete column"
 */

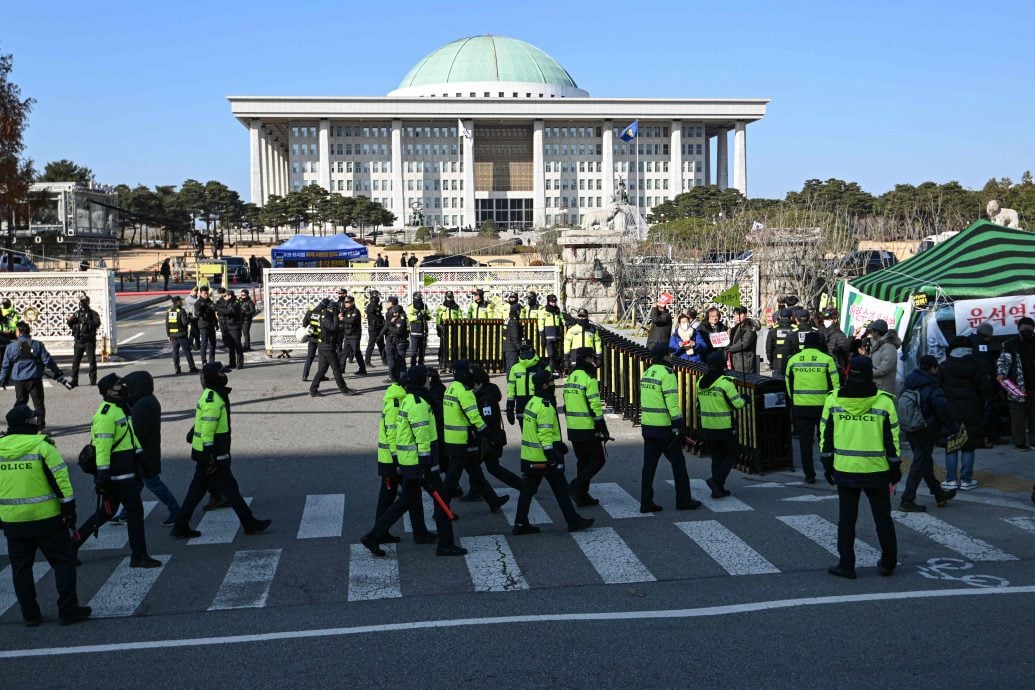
xmin=261 ymin=131 xmax=273 ymax=205
xmin=318 ymin=119 xmax=331 ymax=192
xmin=532 ymin=120 xmax=545 ymax=227
xmin=669 ymin=120 xmax=682 ymax=197
xmin=716 ymin=128 xmax=729 ymax=191
xmin=703 ymin=133 xmax=711 ymax=186
xmin=249 ymin=120 xmax=263 ymax=204
xmin=462 ymin=118 xmax=475 ymax=230
xmin=391 ymin=119 xmax=404 ymax=228
xmin=282 ymin=148 xmax=290 ymax=196
xmin=601 ymin=120 xmax=614 ymax=204
xmin=273 ymin=142 xmax=283 ymax=197
xmin=733 ymin=121 xmax=747 ymax=196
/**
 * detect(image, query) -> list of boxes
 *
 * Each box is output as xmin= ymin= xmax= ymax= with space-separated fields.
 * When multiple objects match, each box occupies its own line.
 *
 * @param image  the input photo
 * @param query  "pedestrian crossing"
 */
xmin=2 ymin=488 xmax=1034 ymax=620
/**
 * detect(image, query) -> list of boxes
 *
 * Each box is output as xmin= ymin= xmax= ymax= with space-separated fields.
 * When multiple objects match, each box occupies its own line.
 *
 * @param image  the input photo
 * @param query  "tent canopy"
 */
xmin=848 ymin=220 xmax=1035 ymax=303
xmin=271 ymin=234 xmax=368 ymax=265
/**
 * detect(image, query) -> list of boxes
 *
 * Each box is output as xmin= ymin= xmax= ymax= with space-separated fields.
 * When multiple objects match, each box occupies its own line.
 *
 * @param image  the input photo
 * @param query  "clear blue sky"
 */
xmin=5 ymin=0 xmax=1033 ymax=200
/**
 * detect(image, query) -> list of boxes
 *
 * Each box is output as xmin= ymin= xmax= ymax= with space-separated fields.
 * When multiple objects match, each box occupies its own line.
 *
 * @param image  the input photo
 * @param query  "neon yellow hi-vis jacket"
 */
xmin=0 ymin=433 xmax=73 ymax=524
xmin=395 ymin=392 xmax=437 ymax=470
xmin=192 ymin=387 xmax=230 ymax=461
xmin=443 ymin=381 xmax=487 ymax=448
xmin=520 ymin=395 xmax=561 ymax=463
xmin=378 ymin=383 xmax=406 ymax=468
xmin=91 ymin=401 xmax=141 ymax=479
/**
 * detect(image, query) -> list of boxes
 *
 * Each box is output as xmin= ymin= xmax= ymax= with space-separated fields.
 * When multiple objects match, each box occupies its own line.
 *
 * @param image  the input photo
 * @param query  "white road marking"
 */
xmin=297 ymin=494 xmax=345 ymax=539
xmin=79 ymin=502 xmax=158 ymax=551
xmin=675 ymin=520 xmax=780 ymax=575
xmin=402 ymin=491 xmax=435 ymax=533
xmin=496 ymin=487 xmax=553 ymax=526
xmin=87 ymin=555 xmax=170 ymax=617
xmin=776 ymin=514 xmax=882 ymax=567
xmin=781 ymin=494 xmax=839 ymax=502
xmin=117 ymin=332 xmax=145 ymax=345
xmin=667 ymin=479 xmax=754 ymax=512
xmin=189 ymin=497 xmax=252 ymax=545
xmin=592 ymin=482 xmax=652 ymax=519
xmin=347 ymin=544 xmax=402 ymax=601
xmin=0 ymin=562 xmax=50 ymax=616
xmin=208 ymin=549 xmax=282 ymax=611
xmin=460 ymin=534 xmax=529 ymax=592
xmin=8 ymin=586 xmax=1033 ymax=658
xmin=894 ymin=511 xmax=1018 ymax=562
xmin=1004 ymin=516 xmax=1035 ymax=534
xmin=571 ymin=527 xmax=656 ymax=584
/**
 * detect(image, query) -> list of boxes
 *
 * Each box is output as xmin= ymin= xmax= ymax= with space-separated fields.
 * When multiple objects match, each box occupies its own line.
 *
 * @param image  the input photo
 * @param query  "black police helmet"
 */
xmin=518 ymin=341 xmax=535 ymax=359
xmin=404 ymin=365 xmax=428 ymax=388
xmin=6 ymin=404 xmax=39 ymax=430
xmin=574 ymin=347 xmax=596 ymax=364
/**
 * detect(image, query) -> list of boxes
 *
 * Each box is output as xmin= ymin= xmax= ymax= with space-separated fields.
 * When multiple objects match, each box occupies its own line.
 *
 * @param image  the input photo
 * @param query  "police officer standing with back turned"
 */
xmin=0 ymin=404 xmax=91 ymax=626
xmin=564 ymin=348 xmax=610 ymax=506
xmin=785 ymin=332 xmax=840 ymax=483
xmin=766 ymin=307 xmax=795 ymax=377
xmin=66 ymin=295 xmax=100 ymax=389
xmin=194 ymin=286 xmax=217 ymax=365
xmin=310 ymin=299 xmax=357 ymax=398
xmin=166 ymin=295 xmax=198 ymax=375
xmin=697 ymin=352 xmax=748 ymax=498
xmin=338 ymin=293 xmax=366 ymax=376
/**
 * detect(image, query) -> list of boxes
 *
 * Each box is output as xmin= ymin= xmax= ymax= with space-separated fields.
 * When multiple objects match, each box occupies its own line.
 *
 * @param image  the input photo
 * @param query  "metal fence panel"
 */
xmin=620 ymin=262 xmax=761 ymax=323
xmin=0 ymin=270 xmax=116 ymax=355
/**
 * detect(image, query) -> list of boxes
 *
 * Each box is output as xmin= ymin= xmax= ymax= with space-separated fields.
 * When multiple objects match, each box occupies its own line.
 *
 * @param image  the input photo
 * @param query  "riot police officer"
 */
xmin=406 ymin=292 xmax=431 ymax=367
xmin=435 ymin=290 xmax=463 ymax=367
xmin=507 ymin=341 xmax=551 ymax=427
xmin=338 ymin=294 xmax=366 ymax=376
xmin=310 ymin=299 xmax=357 ymax=397
xmin=380 ymin=297 xmax=409 ymax=377
xmin=238 ymin=289 xmax=257 ymax=351
xmin=194 ymin=286 xmax=218 ymax=365
xmin=301 ymin=303 xmax=320 ymax=381
xmin=214 ymin=289 xmax=244 ymax=369
xmin=521 ymin=291 xmax=541 ymax=319
xmin=786 ymin=332 xmax=840 ymax=483
xmin=502 ymin=297 xmax=523 ymax=374
xmin=538 ymin=294 xmax=564 ymax=371
xmin=166 ymin=295 xmax=198 ymax=375
xmin=765 ymin=307 xmax=794 ymax=377
xmin=66 ymin=295 xmax=101 ymax=388
xmin=563 ymin=308 xmax=602 ymax=372
xmin=364 ymin=290 xmax=387 ymax=367
xmin=564 ymin=348 xmax=610 ymax=506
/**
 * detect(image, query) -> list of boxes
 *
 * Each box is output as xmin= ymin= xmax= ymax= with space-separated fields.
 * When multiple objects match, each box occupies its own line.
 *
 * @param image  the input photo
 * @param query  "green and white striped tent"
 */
xmin=847 ymin=220 xmax=1035 ymax=302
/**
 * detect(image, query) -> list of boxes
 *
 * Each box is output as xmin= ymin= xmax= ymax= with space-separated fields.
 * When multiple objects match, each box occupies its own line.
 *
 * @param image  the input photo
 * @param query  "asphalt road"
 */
xmin=1 ymin=305 xmax=1034 ymax=687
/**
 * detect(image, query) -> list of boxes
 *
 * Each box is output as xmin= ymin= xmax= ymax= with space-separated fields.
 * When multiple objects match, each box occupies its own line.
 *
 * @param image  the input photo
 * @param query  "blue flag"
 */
xmin=619 ymin=120 xmax=638 ymax=142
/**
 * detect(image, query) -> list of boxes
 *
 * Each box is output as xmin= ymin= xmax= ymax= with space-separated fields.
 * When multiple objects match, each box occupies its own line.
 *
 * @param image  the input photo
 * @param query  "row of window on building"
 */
xmin=291 ymin=124 xmax=712 ymax=142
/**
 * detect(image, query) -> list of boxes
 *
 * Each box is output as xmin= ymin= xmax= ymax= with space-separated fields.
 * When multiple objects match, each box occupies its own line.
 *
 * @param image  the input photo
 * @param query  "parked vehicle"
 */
xmin=832 ymin=250 xmax=898 ymax=276
xmin=222 ymin=256 xmax=250 ymax=282
xmin=419 ymin=254 xmax=483 ymax=267
xmin=917 ymin=231 xmax=960 ymax=253
xmin=0 ymin=254 xmax=39 ymax=272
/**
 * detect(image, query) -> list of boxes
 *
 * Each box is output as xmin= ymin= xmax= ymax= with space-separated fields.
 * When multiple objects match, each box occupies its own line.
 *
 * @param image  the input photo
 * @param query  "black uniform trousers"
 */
xmin=408 ymin=334 xmax=426 ymax=367
xmin=569 ymin=439 xmax=606 ymax=499
xmin=225 ymin=326 xmax=244 ymax=368
xmin=242 ymin=317 xmax=253 ymax=350
xmin=375 ymin=476 xmax=429 ymax=534
xmin=641 ymin=435 xmax=693 ymax=508
xmin=516 ymin=466 xmax=580 ymax=526
xmin=836 ymin=484 xmax=897 ymax=571
xmin=189 ymin=318 xmax=200 ymax=349
xmin=385 ymin=339 xmax=407 ymax=374
xmin=302 ymin=340 xmax=319 ymax=379
xmin=544 ymin=340 xmax=562 ymax=372
xmin=6 ymin=520 xmax=80 ymax=621
xmin=365 ymin=322 xmax=386 ymax=364
xmin=371 ymin=475 xmax=454 ymax=549
xmin=707 ymin=435 xmax=739 ymax=487
xmin=339 ymin=336 xmax=366 ymax=374
xmin=76 ymin=478 xmax=148 ymax=558
xmin=174 ymin=462 xmax=255 ymax=530
xmin=444 ymin=449 xmax=502 ymax=508
xmin=199 ymin=325 xmax=217 ymax=364
xmin=794 ymin=415 xmax=820 ymax=479
xmin=482 ymin=447 xmax=523 ymax=491
xmin=310 ymin=346 xmax=349 ymax=394
xmin=219 ymin=324 xmax=231 ymax=350
xmin=14 ymin=379 xmax=46 ymax=428
xmin=171 ymin=336 xmax=196 ymax=373
xmin=71 ymin=337 xmax=97 ymax=386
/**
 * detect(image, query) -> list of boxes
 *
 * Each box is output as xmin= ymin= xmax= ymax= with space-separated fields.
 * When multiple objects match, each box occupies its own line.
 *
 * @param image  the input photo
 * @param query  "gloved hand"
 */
xmin=889 ymin=462 xmax=902 ymax=485
xmin=60 ymin=500 xmax=77 ymax=529
xmin=824 ymin=469 xmax=835 ymax=486
xmin=671 ymin=423 xmax=683 ymax=438
xmin=553 ymin=441 xmax=569 ymax=456
xmin=506 ymin=406 xmax=516 ymax=426
xmin=94 ymin=468 xmax=110 ymax=488
xmin=595 ymin=420 xmax=610 ymax=440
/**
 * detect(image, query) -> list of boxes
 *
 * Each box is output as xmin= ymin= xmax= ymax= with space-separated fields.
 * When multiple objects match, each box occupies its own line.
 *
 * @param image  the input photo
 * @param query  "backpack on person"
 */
xmin=897 ymin=388 xmax=927 ymax=433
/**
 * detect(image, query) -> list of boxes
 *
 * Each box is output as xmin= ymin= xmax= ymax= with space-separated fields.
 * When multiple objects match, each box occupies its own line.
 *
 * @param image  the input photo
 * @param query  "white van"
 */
xmin=917 ymin=231 xmax=960 ymax=253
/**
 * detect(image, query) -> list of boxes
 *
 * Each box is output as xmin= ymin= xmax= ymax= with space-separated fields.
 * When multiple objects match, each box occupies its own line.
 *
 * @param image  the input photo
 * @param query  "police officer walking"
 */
xmin=194 ymin=286 xmax=218 ymax=364
xmin=309 ymin=299 xmax=357 ymax=397
xmin=786 ymin=332 xmax=840 ymax=483
xmin=538 ymin=294 xmax=564 ymax=371
xmin=507 ymin=341 xmax=550 ymax=427
xmin=301 ymin=303 xmax=320 ymax=382
xmin=238 ymin=289 xmax=256 ymax=351
xmin=471 ymin=364 xmax=523 ymax=491
xmin=364 ymin=290 xmax=387 ymax=367
xmin=564 ymin=308 xmax=602 ymax=372
xmin=639 ymin=343 xmax=701 ymax=512
xmin=380 ymin=296 xmax=409 ymax=377
xmin=166 ymin=296 xmax=198 ymax=375
xmin=0 ymin=322 xmax=65 ymax=430
xmin=0 ymin=404 xmax=91 ymax=626
xmin=337 ymin=294 xmax=366 ymax=376
xmin=564 ymin=348 xmax=610 ymax=506
xmin=513 ymin=369 xmax=594 ymax=535
xmin=820 ymin=356 xmax=900 ymax=579
xmin=171 ymin=362 xmax=271 ymax=539
xmin=66 ymin=295 xmax=101 ymax=388
xmin=215 ymin=289 xmax=245 ymax=369
xmin=697 ymin=352 xmax=748 ymax=498
xmin=406 ymin=292 xmax=431 ymax=367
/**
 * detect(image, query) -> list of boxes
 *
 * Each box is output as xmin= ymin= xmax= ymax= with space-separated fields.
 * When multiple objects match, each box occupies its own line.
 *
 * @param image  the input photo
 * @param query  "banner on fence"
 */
xmin=954 ymin=295 xmax=1035 ymax=336
xmin=839 ymin=283 xmax=912 ymax=339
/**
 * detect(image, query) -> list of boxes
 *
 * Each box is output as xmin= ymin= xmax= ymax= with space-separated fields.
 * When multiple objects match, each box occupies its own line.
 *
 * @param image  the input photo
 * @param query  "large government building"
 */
xmin=228 ymin=35 xmax=768 ymax=231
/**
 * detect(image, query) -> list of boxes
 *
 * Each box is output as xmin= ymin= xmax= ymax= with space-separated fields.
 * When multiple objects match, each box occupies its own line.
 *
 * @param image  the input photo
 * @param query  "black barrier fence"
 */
xmin=439 ymin=319 xmax=554 ymax=373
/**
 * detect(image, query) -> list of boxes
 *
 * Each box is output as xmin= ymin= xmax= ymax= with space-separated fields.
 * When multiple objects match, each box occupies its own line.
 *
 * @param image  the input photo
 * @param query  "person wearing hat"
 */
xmin=514 ymin=368 xmax=594 ymax=535
xmin=309 ymin=298 xmax=357 ymax=398
xmin=790 ymin=306 xmax=823 ymax=354
xmin=785 ymin=332 xmax=841 ymax=483
xmin=435 ymin=290 xmax=463 ymax=367
xmin=898 ymin=355 xmax=958 ymax=511
xmin=520 ymin=291 xmax=541 ymax=319
xmin=765 ymin=307 xmax=795 ymax=377
xmin=184 ymin=285 xmax=201 ymax=349
xmin=997 ymin=316 xmax=1035 ymax=450
xmin=0 ymin=298 xmax=21 ymax=348
xmin=819 ymin=355 xmax=900 ymax=579
xmin=819 ymin=307 xmax=851 ymax=373
xmin=638 ymin=342 xmax=701 ymax=513
xmin=74 ymin=374 xmax=161 ymax=568
xmin=564 ymin=308 xmax=602 ymax=373
xmin=166 ymin=295 xmax=198 ymax=375
xmin=940 ymin=337 xmax=994 ymax=492
xmin=0 ymin=404 xmax=91 ymax=626
xmin=507 ymin=340 xmax=551 ymax=427
xmin=238 ymin=289 xmax=257 ymax=351
xmin=538 ymin=294 xmax=565 ymax=371
xmin=66 ymin=295 xmax=101 ymax=388
xmin=364 ymin=290 xmax=387 ymax=368
xmin=697 ymin=351 xmax=748 ymax=498
xmin=645 ymin=295 xmax=673 ymax=352
xmin=171 ymin=362 xmax=271 ymax=539
xmin=406 ymin=292 xmax=431 ymax=368
xmin=471 ymin=363 xmax=523 ymax=492
xmin=301 ymin=301 xmax=323 ymax=382
xmin=214 ymin=288 xmax=244 ymax=369
xmin=564 ymin=348 xmax=610 ymax=506
xmin=379 ymin=296 xmax=409 ymax=378
xmin=968 ymin=322 xmax=999 ymax=446
xmin=866 ymin=319 xmax=902 ymax=396
xmin=727 ymin=306 xmax=758 ymax=374
xmin=502 ymin=295 xmax=524 ymax=374
xmin=338 ymin=293 xmax=367 ymax=376
xmin=193 ymin=285 xmax=218 ymax=365
xmin=0 ymin=322 xmax=64 ymax=430
xmin=466 ymin=288 xmax=495 ymax=319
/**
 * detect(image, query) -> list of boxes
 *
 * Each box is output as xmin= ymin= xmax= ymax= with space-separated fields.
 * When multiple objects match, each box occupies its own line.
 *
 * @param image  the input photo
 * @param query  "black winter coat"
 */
xmin=645 ymin=307 xmax=672 ymax=349
xmin=194 ymin=297 xmax=217 ymax=328
xmin=475 ymin=382 xmax=507 ymax=459
xmin=941 ymin=352 xmax=993 ymax=450
xmin=339 ymin=306 xmax=363 ymax=338
xmin=821 ymin=323 xmax=851 ymax=372
xmin=727 ymin=320 xmax=758 ymax=374
xmin=503 ymin=311 xmax=523 ymax=353
xmin=902 ymin=369 xmax=953 ymax=446
xmin=122 ymin=370 xmax=162 ymax=478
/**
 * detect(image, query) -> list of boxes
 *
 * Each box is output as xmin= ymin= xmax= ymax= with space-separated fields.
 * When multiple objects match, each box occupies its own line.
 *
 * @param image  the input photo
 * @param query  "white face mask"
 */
xmin=823 ymin=320 xmax=834 ymax=328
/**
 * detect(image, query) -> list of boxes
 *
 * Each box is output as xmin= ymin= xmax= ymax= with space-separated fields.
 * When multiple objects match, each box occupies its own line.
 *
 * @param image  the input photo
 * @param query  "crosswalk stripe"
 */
xmin=402 ymin=492 xmax=435 ymax=533
xmin=460 ymin=534 xmax=529 ymax=592
xmin=1004 ymin=516 xmax=1035 ymax=535
xmin=571 ymin=527 xmax=656 ymax=584
xmin=208 ymin=548 xmax=282 ymax=610
xmin=88 ymin=555 xmax=170 ymax=617
xmin=297 ymin=494 xmax=346 ymax=539
xmin=894 ymin=511 xmax=1018 ymax=562
xmin=666 ymin=479 xmax=753 ymax=512
xmin=347 ymin=544 xmax=402 ymax=601
xmin=675 ymin=520 xmax=780 ymax=575
xmin=189 ymin=498 xmax=253 ymax=545
xmin=593 ymin=483 xmax=652 ymax=519
xmin=496 ymin=488 xmax=553 ymax=526
xmin=0 ymin=562 xmax=50 ymax=617
xmin=79 ymin=501 xmax=158 ymax=551
xmin=776 ymin=514 xmax=881 ymax=567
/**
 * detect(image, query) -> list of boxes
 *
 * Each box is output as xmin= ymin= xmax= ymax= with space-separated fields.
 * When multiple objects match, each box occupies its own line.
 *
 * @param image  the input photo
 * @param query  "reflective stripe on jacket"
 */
xmin=563 ymin=369 xmax=603 ymax=434
xmin=378 ymin=383 xmax=406 ymax=465
xmin=396 ymin=393 xmax=436 ymax=466
xmin=820 ymin=391 xmax=900 ymax=473
xmin=92 ymin=402 xmax=141 ymax=478
xmin=697 ymin=376 xmax=746 ymax=431
xmin=640 ymin=363 xmax=681 ymax=429
xmin=785 ymin=349 xmax=840 ymax=410
xmin=520 ymin=396 xmax=561 ymax=462
xmin=443 ymin=381 xmax=487 ymax=447
xmin=0 ymin=434 xmax=73 ymax=523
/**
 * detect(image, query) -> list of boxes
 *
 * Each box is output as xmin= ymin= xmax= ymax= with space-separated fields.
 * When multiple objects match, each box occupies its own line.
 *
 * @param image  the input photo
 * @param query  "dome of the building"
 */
xmin=388 ymin=35 xmax=589 ymax=98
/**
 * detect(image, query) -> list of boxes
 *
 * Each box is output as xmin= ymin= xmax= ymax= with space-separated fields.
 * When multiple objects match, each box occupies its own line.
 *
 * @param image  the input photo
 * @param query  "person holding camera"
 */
xmin=67 ymin=296 xmax=101 ymax=388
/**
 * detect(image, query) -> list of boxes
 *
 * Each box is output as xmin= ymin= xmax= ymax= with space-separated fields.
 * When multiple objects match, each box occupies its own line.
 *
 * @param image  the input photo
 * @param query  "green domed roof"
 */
xmin=397 ymin=35 xmax=579 ymax=89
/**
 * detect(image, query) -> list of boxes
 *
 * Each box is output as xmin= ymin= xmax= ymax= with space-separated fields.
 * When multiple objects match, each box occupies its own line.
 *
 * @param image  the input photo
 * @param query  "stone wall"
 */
xmin=558 ymin=228 xmax=624 ymax=319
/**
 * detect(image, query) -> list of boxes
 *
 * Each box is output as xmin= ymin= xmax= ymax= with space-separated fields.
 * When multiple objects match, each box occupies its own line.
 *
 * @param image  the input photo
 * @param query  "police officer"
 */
xmin=442 ymin=360 xmax=508 ymax=511
xmin=171 ymin=362 xmax=271 ymax=539
xmin=820 ymin=355 xmax=899 ymax=579
xmin=194 ymin=286 xmax=218 ymax=364
xmin=471 ymin=364 xmax=523 ymax=492
xmin=436 ymin=290 xmax=463 ymax=367
xmin=765 ymin=307 xmax=794 ymax=376
xmin=786 ymin=332 xmax=840 ymax=483
xmin=74 ymin=374 xmax=161 ymax=568
xmin=0 ymin=298 xmax=20 ymax=348
xmin=564 ymin=348 xmax=610 ymax=506
xmin=513 ymin=369 xmax=594 ymax=535
xmin=66 ymin=295 xmax=101 ymax=388
xmin=507 ymin=341 xmax=551 ymax=427
xmin=364 ymin=290 xmax=387 ymax=367
xmin=521 ymin=291 xmax=541 ymax=319
xmin=361 ymin=365 xmax=467 ymax=557
xmin=538 ymin=294 xmax=564 ymax=371
xmin=238 ymin=289 xmax=256 ymax=351
xmin=639 ymin=342 xmax=700 ymax=512
xmin=380 ymin=296 xmax=409 ymax=378
xmin=466 ymin=289 xmax=495 ymax=319
xmin=406 ymin=292 xmax=431 ymax=367
xmin=301 ymin=303 xmax=321 ymax=381
xmin=166 ymin=295 xmax=198 ymax=375
xmin=564 ymin=308 xmax=602 ymax=372
xmin=338 ymin=294 xmax=366 ymax=376
xmin=215 ymin=289 xmax=244 ymax=369
xmin=697 ymin=352 xmax=748 ymax=498
xmin=0 ymin=322 xmax=65 ymax=430
xmin=0 ymin=404 xmax=91 ymax=626
xmin=502 ymin=296 xmax=523 ymax=374
xmin=819 ymin=307 xmax=852 ymax=373
xmin=310 ymin=299 xmax=357 ymax=397
xmin=790 ymin=306 xmax=821 ymax=355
